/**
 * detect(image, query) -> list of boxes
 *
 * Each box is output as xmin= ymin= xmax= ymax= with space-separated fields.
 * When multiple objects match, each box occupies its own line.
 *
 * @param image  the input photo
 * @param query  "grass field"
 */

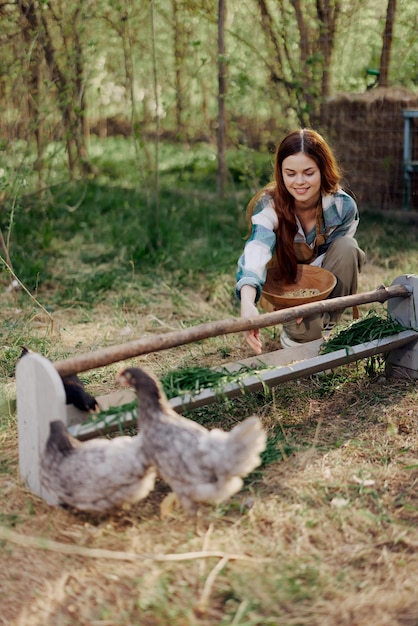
xmin=1 ymin=140 xmax=418 ymax=625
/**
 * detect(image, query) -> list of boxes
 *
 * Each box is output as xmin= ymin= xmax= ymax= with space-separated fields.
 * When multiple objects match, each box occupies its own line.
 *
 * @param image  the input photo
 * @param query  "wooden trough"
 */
xmin=16 ymin=275 xmax=418 ymax=505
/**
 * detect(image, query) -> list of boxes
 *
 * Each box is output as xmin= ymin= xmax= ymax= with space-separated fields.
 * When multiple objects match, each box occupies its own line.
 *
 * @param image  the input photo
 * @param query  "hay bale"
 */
xmin=321 ymin=87 xmax=418 ymax=211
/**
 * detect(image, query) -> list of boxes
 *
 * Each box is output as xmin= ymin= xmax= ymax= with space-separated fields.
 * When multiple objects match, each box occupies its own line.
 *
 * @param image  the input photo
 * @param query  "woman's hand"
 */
xmin=245 ymin=327 xmax=263 ymax=354
xmin=240 ymin=285 xmax=263 ymax=355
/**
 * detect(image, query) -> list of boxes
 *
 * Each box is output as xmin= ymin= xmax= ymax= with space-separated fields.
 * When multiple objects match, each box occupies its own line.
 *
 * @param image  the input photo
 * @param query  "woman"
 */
xmin=236 ymin=128 xmax=365 ymax=354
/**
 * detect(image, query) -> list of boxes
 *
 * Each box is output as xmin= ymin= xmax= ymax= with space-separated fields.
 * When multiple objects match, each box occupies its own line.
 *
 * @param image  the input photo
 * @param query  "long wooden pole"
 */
xmin=54 ymin=284 xmax=411 ymax=376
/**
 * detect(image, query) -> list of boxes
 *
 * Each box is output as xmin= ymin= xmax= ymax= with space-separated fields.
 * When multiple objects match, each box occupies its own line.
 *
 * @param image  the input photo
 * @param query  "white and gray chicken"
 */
xmin=41 ymin=420 xmax=156 ymax=512
xmin=117 ymin=366 xmax=267 ymax=516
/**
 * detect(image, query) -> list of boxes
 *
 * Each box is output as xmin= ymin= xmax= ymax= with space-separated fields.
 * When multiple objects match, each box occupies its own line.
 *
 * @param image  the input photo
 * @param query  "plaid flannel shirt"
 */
xmin=236 ymin=189 xmax=360 ymax=302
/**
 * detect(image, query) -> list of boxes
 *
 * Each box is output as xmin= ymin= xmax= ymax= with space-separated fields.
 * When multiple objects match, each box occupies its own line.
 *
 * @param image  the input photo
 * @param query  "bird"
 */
xmin=117 ymin=366 xmax=267 ymax=517
xmin=59 ymin=374 xmax=100 ymax=413
xmin=19 ymin=346 xmax=100 ymax=413
xmin=41 ymin=420 xmax=157 ymax=512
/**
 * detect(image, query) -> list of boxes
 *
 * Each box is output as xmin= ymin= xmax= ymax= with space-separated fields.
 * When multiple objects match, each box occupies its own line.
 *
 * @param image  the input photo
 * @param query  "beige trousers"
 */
xmin=284 ymin=237 xmax=366 ymax=342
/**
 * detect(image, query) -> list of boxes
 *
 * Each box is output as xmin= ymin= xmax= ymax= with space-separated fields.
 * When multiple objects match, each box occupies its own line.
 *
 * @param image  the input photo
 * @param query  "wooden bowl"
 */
xmin=261 ymin=264 xmax=337 ymax=310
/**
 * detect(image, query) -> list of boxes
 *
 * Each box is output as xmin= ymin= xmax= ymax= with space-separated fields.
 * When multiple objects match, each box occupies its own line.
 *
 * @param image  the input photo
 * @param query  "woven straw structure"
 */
xmin=321 ymin=87 xmax=418 ymax=211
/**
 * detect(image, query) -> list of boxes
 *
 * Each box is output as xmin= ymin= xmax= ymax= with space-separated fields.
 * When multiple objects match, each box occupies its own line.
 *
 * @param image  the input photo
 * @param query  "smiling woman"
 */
xmin=282 ymin=153 xmax=321 ymax=207
xmin=236 ymin=128 xmax=366 ymax=353
xmin=282 ymin=152 xmax=322 ymax=236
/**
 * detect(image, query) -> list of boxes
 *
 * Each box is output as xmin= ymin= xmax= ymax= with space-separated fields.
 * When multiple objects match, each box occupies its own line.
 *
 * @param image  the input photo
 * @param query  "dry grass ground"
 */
xmin=1 ymin=260 xmax=417 ymax=626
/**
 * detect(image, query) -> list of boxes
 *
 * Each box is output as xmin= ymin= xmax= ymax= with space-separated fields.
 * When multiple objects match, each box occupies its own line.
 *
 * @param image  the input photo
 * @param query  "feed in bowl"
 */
xmin=261 ymin=264 xmax=337 ymax=310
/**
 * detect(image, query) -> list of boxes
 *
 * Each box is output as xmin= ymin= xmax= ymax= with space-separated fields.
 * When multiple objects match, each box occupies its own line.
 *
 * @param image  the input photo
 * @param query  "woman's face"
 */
xmin=281 ymin=152 xmax=321 ymax=208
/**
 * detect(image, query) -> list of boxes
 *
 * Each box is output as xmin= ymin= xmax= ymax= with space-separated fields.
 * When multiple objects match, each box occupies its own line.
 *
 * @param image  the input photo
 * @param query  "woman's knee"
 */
xmin=325 ymin=237 xmax=365 ymax=271
xmin=283 ymin=315 xmax=323 ymax=342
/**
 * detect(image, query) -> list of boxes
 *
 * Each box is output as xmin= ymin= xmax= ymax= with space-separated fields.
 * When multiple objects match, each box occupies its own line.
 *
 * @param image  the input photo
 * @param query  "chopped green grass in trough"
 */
xmin=82 ymin=363 xmax=274 ymax=435
xmin=320 ymin=310 xmax=408 ymax=354
xmin=160 ymin=363 xmax=272 ymax=398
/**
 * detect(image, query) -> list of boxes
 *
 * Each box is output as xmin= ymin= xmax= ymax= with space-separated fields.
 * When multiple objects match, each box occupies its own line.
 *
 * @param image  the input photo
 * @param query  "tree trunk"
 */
xmin=20 ymin=1 xmax=95 ymax=179
xmin=257 ymin=0 xmax=341 ymax=127
xmin=173 ymin=0 xmax=185 ymax=138
xmin=290 ymin=0 xmax=315 ymax=124
xmin=217 ymin=0 xmax=227 ymax=199
xmin=118 ymin=3 xmax=152 ymax=184
xmin=18 ymin=1 xmax=46 ymax=185
xmin=378 ymin=0 xmax=397 ymax=87
xmin=316 ymin=0 xmax=340 ymax=100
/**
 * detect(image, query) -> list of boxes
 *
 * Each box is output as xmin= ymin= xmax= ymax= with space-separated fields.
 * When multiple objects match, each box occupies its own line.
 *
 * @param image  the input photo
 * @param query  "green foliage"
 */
xmin=358 ymin=212 xmax=418 ymax=257
xmin=356 ymin=212 xmax=418 ymax=274
xmin=2 ymin=0 xmax=417 ymax=173
xmin=2 ymin=137 xmax=418 ymax=315
xmin=2 ymin=140 xmax=263 ymax=306
xmin=227 ymin=146 xmax=273 ymax=187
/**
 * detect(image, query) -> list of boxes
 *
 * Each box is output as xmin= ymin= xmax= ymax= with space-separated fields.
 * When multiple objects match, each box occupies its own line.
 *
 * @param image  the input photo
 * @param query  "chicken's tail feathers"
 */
xmin=225 ymin=416 xmax=267 ymax=476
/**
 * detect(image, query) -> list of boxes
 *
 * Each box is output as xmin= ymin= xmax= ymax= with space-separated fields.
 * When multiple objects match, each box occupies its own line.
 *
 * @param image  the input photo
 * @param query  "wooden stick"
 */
xmin=54 ymin=284 xmax=411 ymax=376
xmin=0 ymin=525 xmax=267 ymax=563
xmin=196 ymin=555 xmax=230 ymax=614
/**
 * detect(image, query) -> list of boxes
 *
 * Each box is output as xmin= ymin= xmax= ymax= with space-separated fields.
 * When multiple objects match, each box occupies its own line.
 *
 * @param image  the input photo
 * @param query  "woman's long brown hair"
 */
xmin=247 ymin=129 xmax=342 ymax=283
